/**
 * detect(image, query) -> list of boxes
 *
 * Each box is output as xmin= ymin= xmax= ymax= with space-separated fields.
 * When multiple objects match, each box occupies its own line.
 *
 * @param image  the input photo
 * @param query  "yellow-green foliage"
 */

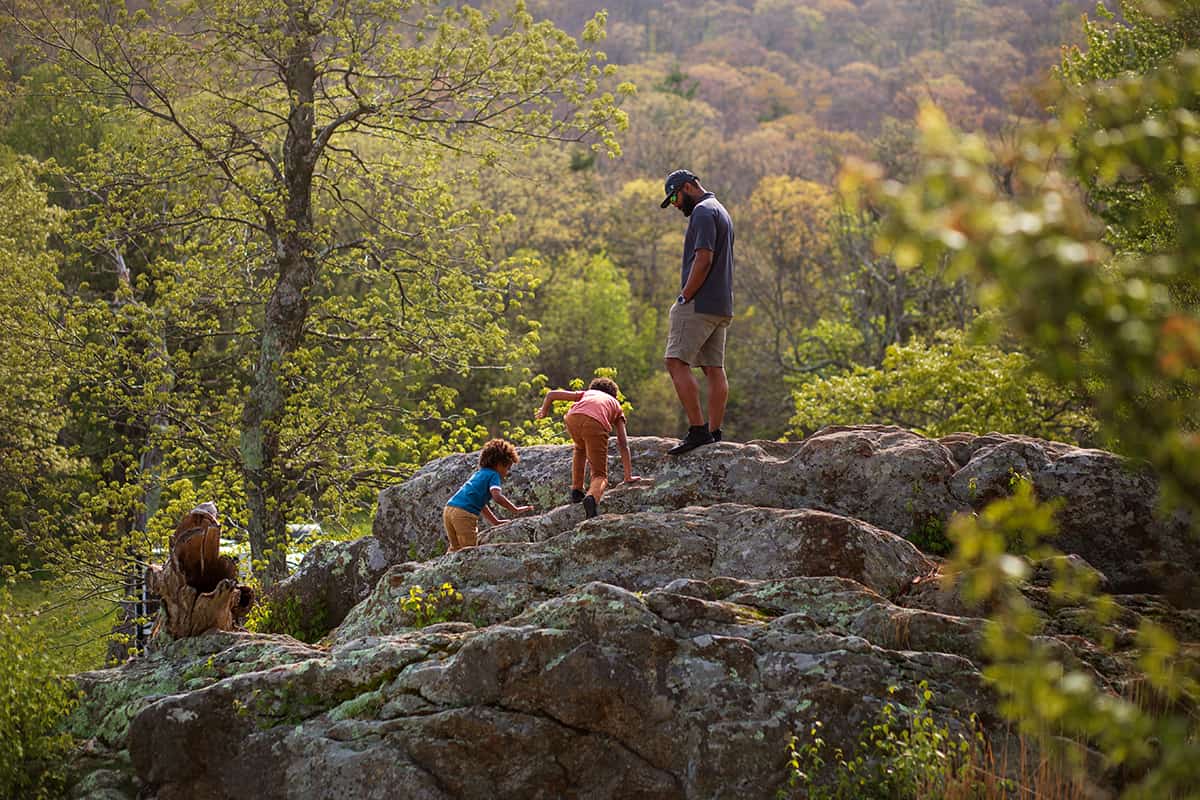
xmin=943 ymin=485 xmax=1200 ymax=797
xmin=6 ymin=580 xmax=115 ymax=674
xmin=789 ymin=328 xmax=1097 ymax=441
xmin=244 ymin=593 xmax=330 ymax=644
xmin=399 ymin=583 xmax=465 ymax=628
xmin=0 ymin=588 xmax=79 ymax=800
xmin=0 ymin=147 xmax=69 ymax=566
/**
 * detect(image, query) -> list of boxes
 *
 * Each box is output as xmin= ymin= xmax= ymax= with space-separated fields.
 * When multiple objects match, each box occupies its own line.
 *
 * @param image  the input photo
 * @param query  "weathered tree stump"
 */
xmin=146 ymin=502 xmax=255 ymax=639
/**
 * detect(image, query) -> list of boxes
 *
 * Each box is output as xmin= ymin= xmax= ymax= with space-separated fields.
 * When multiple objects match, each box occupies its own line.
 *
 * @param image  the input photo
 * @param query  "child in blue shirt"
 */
xmin=443 ymin=439 xmax=533 ymax=551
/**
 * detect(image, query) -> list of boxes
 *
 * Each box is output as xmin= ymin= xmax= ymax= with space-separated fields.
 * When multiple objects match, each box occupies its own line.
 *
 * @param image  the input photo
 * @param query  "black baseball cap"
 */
xmin=660 ymin=169 xmax=697 ymax=208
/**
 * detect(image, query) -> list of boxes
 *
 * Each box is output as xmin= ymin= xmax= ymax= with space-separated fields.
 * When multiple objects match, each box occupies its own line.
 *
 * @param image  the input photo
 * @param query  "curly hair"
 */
xmin=588 ymin=377 xmax=620 ymax=398
xmin=479 ymin=438 xmax=519 ymax=470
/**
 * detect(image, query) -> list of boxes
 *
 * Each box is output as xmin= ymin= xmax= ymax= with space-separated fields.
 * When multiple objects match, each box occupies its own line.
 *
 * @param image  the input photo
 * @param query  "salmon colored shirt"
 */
xmin=565 ymin=390 xmax=625 ymax=432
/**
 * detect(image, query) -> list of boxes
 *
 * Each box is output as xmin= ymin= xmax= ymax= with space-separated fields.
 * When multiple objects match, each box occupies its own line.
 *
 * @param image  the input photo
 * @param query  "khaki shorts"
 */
xmin=664 ymin=302 xmax=732 ymax=367
xmin=443 ymin=505 xmax=480 ymax=551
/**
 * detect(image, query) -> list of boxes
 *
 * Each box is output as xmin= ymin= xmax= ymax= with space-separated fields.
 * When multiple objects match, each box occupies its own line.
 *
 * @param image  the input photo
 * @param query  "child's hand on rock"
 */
xmin=515 ymin=505 xmax=534 ymax=515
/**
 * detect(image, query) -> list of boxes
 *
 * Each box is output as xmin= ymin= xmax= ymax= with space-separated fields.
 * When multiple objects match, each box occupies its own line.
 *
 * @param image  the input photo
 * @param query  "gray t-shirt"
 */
xmin=680 ymin=193 xmax=734 ymax=317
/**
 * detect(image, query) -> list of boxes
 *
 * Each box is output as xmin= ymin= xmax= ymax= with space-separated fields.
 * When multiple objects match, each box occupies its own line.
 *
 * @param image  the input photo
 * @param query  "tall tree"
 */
xmin=5 ymin=0 xmax=629 ymax=585
xmin=0 ymin=147 xmax=68 ymax=567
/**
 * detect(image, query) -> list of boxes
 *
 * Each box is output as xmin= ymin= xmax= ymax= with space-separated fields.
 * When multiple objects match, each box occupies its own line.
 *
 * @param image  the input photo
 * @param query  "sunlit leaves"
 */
xmin=789 ymin=329 xmax=1097 ymax=441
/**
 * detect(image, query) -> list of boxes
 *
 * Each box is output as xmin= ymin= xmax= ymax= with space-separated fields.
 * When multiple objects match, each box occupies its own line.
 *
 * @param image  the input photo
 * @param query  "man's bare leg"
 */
xmin=666 ymin=357 xmax=705 ymax=426
xmin=702 ymin=366 xmax=728 ymax=432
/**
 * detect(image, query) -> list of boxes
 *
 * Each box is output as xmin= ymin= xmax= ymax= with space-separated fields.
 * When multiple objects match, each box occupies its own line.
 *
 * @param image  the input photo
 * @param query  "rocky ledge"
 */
xmin=66 ymin=426 xmax=1200 ymax=799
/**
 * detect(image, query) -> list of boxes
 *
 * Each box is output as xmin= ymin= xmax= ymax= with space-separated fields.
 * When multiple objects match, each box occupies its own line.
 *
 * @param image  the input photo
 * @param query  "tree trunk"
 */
xmin=240 ymin=5 xmax=319 ymax=588
xmin=145 ymin=503 xmax=254 ymax=639
xmin=109 ymin=252 xmax=169 ymax=661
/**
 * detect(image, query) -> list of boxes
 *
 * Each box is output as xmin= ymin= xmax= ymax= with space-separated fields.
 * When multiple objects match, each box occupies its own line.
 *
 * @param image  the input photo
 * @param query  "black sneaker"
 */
xmin=668 ymin=424 xmax=714 ymax=455
xmin=583 ymin=495 xmax=598 ymax=518
xmin=570 ymin=488 xmax=586 ymax=504
xmin=711 ymin=428 xmax=722 ymax=443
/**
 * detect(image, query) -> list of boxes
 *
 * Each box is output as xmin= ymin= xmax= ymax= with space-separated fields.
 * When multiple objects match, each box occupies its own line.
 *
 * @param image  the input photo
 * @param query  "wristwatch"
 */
xmin=677 ymin=294 xmax=689 ymax=305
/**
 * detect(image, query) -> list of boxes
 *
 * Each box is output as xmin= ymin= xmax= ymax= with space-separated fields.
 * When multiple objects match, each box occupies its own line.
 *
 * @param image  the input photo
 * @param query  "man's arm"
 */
xmin=680 ymin=248 xmax=713 ymax=302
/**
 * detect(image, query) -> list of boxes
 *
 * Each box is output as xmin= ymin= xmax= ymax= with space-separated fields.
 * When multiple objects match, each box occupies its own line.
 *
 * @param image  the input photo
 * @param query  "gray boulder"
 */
xmin=73 ymin=578 xmax=996 ymax=800
xmin=375 ymin=427 xmax=963 ymax=561
xmin=944 ymin=433 xmax=1199 ymax=601
xmin=376 ymin=427 xmax=1197 ymax=601
xmin=266 ymin=537 xmax=390 ymax=633
xmin=339 ymin=503 xmax=935 ymax=644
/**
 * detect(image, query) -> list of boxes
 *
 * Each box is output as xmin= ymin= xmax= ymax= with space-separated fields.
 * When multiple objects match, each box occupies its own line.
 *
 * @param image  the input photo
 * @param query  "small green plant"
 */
xmin=399 ymin=582 xmax=464 ymax=627
xmin=780 ymin=682 xmax=1002 ymax=800
xmin=244 ymin=593 xmax=330 ymax=643
xmin=909 ymin=516 xmax=952 ymax=556
xmin=182 ymin=654 xmax=221 ymax=684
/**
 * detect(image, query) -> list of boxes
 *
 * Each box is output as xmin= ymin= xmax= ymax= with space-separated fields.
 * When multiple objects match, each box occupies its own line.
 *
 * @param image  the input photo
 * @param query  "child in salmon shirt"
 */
xmin=535 ymin=377 xmax=639 ymax=518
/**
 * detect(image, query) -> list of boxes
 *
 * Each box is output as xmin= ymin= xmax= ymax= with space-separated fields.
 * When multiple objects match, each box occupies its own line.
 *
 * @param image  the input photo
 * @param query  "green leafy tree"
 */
xmin=1057 ymin=0 xmax=1200 ymax=256
xmin=0 ymin=588 xmax=79 ymax=799
xmin=0 ymin=147 xmax=69 ymax=568
xmin=789 ymin=328 xmax=1097 ymax=441
xmin=4 ymin=0 xmax=630 ymax=585
xmin=529 ymin=250 xmax=657 ymax=391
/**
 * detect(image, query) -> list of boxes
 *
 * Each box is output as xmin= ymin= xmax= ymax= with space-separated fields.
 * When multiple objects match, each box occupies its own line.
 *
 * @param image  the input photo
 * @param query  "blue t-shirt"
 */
xmin=446 ymin=467 xmax=502 ymax=515
xmin=681 ymin=193 xmax=735 ymax=317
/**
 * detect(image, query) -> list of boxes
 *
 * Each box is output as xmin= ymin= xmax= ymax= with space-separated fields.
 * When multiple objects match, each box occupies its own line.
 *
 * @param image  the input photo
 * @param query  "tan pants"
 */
xmin=565 ymin=413 xmax=610 ymax=501
xmin=443 ymin=505 xmax=479 ymax=551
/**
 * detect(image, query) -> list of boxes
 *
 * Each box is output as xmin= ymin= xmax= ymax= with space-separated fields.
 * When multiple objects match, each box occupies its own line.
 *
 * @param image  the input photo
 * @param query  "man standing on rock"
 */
xmin=660 ymin=169 xmax=734 ymax=455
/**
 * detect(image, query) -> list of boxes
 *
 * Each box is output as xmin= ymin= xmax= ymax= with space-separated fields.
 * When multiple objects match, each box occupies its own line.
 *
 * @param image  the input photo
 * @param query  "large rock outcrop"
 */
xmin=66 ymin=426 xmax=1200 ymax=799
xmin=375 ymin=427 xmax=1199 ymax=602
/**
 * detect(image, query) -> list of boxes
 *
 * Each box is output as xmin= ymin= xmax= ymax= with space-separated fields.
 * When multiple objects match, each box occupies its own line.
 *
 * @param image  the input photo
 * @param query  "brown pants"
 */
xmin=565 ymin=413 xmax=610 ymax=501
xmin=443 ymin=505 xmax=479 ymax=551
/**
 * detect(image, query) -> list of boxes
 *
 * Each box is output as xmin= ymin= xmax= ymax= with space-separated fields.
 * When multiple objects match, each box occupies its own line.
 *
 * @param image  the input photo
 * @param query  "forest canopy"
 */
xmin=0 ymin=0 xmax=1168 ymax=627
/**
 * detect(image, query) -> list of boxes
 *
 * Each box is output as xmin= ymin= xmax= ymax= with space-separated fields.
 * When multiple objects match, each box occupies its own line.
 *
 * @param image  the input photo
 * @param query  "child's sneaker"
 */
xmin=571 ymin=488 xmax=586 ymax=503
xmin=711 ymin=428 xmax=722 ymax=442
xmin=583 ymin=495 xmax=598 ymax=518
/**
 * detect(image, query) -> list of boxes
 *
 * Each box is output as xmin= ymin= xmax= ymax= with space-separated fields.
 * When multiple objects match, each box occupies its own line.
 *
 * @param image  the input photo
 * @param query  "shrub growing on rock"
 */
xmin=0 ymin=588 xmax=79 ymax=799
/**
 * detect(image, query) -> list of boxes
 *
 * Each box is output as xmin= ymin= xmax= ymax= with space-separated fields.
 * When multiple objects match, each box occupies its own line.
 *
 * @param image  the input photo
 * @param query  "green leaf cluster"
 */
xmin=244 ymin=592 xmax=330 ymax=644
xmin=0 ymin=147 xmax=71 ymax=568
xmin=398 ymin=582 xmax=465 ymax=627
xmin=0 ymin=588 xmax=80 ymax=800
xmin=789 ymin=328 xmax=1097 ymax=441
xmin=944 ymin=483 xmax=1200 ymax=797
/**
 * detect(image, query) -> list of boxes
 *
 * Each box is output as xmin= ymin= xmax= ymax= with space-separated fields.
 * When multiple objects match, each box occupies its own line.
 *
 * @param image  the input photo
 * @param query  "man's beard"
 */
xmin=681 ymin=193 xmax=698 ymax=217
